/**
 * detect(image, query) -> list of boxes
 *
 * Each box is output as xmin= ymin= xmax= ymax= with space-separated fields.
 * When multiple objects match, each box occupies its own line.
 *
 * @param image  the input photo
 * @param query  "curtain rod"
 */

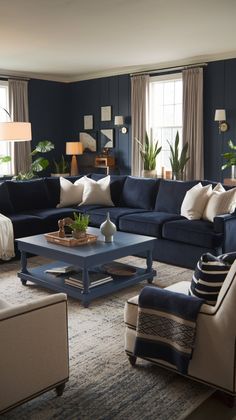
xmin=0 ymin=74 xmax=30 ymax=81
xmin=130 ymin=62 xmax=208 ymax=77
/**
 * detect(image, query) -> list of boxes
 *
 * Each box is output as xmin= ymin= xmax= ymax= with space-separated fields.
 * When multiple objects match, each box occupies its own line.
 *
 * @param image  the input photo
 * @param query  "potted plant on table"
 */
xmin=51 ymin=155 xmax=70 ymax=177
xmin=222 ymin=140 xmax=236 ymax=179
xmin=136 ymin=131 xmax=162 ymax=178
xmin=168 ymin=131 xmax=190 ymax=180
xmin=67 ymin=213 xmax=90 ymax=239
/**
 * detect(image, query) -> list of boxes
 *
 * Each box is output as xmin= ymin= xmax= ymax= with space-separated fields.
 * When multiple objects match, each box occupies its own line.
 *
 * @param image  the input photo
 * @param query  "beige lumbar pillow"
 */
xmin=181 ymin=183 xmax=212 ymax=220
xmin=57 ymin=176 xmax=85 ymax=208
xmin=79 ymin=176 xmax=114 ymax=206
xmin=203 ymin=183 xmax=236 ymax=222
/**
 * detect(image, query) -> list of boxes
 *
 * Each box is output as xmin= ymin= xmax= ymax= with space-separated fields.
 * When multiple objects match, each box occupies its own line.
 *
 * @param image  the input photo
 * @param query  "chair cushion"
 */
xmin=162 ymin=219 xmax=224 ymax=248
xmin=189 ymin=253 xmax=235 ymax=305
xmin=6 ymin=179 xmax=51 ymax=212
xmin=119 ymin=212 xmax=183 ymax=238
xmin=0 ymin=182 xmax=14 ymax=215
xmin=91 ymin=174 xmax=127 ymax=206
xmin=155 ymin=179 xmax=198 ymax=214
xmin=120 ymin=176 xmax=160 ymax=210
xmin=85 ymin=207 xmax=148 ymax=227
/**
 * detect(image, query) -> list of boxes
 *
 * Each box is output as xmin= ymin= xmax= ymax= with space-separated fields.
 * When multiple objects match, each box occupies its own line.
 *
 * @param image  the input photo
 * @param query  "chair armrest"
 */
xmin=214 ymin=213 xmax=236 ymax=252
xmin=0 ymin=293 xmax=67 ymax=321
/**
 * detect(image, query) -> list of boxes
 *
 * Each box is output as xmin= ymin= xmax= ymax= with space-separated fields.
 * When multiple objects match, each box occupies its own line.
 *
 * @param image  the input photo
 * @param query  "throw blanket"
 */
xmin=134 ymin=286 xmax=204 ymax=374
xmin=0 ymin=214 xmax=15 ymax=260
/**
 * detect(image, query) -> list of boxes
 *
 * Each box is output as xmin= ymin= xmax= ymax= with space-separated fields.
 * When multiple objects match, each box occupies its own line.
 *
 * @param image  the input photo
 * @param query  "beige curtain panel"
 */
xmin=9 ymin=79 xmax=32 ymax=175
xmin=131 ymin=75 xmax=149 ymax=176
xmin=182 ymin=68 xmax=204 ymax=180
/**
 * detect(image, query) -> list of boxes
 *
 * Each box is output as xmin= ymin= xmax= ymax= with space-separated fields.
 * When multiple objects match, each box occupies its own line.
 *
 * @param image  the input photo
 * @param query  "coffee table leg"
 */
xmin=146 ymin=249 xmax=154 ymax=284
xmin=20 ymin=251 xmax=28 ymax=285
xmin=82 ymin=268 xmax=90 ymax=308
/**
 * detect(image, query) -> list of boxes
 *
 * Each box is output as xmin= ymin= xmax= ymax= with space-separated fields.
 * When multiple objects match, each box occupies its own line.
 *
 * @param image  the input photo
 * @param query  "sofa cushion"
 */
xmin=79 ymin=176 xmax=114 ymax=206
xmin=119 ymin=212 xmax=183 ymax=238
xmin=163 ymin=219 xmax=224 ymax=248
xmin=203 ymin=184 xmax=236 ymax=222
xmin=57 ymin=176 xmax=86 ymax=208
xmin=30 ymin=207 xmax=81 ymax=231
xmin=155 ymin=179 xmax=198 ymax=214
xmin=0 ymin=182 xmax=14 ymax=215
xmin=120 ymin=176 xmax=160 ymax=210
xmin=6 ymin=179 xmax=51 ymax=212
xmin=85 ymin=207 xmax=148 ymax=227
xmin=91 ymin=174 xmax=127 ymax=206
xmin=189 ymin=253 xmax=233 ymax=305
xmin=181 ymin=183 xmax=212 ymax=220
xmin=9 ymin=213 xmax=45 ymax=238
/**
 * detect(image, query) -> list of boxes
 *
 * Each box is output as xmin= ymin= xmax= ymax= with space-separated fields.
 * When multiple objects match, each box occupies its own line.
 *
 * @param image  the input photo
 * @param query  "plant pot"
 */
xmin=142 ymin=170 xmax=157 ymax=178
xmin=51 ymin=173 xmax=70 ymax=177
xmin=231 ymin=166 xmax=236 ymax=179
xmin=72 ymin=230 xmax=86 ymax=239
xmin=172 ymin=171 xmax=184 ymax=181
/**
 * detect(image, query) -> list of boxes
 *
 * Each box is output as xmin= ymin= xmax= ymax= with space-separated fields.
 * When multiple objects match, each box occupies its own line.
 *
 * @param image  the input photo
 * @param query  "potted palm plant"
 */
xmin=136 ymin=131 xmax=162 ymax=178
xmin=168 ymin=131 xmax=190 ymax=180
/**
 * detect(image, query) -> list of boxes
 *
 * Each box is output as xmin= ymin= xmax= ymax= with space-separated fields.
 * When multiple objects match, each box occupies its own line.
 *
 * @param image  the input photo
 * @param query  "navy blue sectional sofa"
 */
xmin=0 ymin=173 xmax=236 ymax=269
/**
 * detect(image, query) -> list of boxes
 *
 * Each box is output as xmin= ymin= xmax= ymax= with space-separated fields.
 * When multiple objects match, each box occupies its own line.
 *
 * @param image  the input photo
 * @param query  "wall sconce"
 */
xmin=214 ymin=109 xmax=229 ymax=133
xmin=114 ymin=116 xmax=127 ymax=134
xmin=66 ymin=141 xmax=83 ymax=176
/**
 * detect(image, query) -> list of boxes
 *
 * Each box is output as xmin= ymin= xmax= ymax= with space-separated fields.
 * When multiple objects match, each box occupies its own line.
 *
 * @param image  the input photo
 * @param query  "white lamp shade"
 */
xmin=0 ymin=122 xmax=32 ymax=141
xmin=214 ymin=109 xmax=226 ymax=121
xmin=114 ymin=115 xmax=124 ymax=126
xmin=66 ymin=142 xmax=83 ymax=155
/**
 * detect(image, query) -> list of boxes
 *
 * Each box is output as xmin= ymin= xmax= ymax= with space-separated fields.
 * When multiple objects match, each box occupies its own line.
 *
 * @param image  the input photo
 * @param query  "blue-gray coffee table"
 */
xmin=17 ymin=227 xmax=157 ymax=307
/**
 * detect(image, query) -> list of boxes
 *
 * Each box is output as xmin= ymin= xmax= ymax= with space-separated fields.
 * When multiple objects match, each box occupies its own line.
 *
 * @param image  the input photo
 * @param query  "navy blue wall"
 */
xmin=67 ymin=74 xmax=131 ymax=174
xmin=27 ymin=57 xmax=236 ymax=180
xmin=204 ymin=58 xmax=236 ymax=182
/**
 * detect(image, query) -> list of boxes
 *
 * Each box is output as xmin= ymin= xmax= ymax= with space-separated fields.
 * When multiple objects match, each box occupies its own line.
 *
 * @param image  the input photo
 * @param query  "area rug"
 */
xmin=0 ymin=256 xmax=213 ymax=420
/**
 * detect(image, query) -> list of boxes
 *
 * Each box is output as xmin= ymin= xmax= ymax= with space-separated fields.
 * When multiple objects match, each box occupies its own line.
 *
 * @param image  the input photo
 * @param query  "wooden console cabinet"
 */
xmin=95 ymin=156 xmax=115 ymax=174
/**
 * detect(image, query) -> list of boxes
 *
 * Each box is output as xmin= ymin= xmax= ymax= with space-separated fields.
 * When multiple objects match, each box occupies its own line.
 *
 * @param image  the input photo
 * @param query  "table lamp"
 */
xmin=66 ymin=142 xmax=83 ymax=176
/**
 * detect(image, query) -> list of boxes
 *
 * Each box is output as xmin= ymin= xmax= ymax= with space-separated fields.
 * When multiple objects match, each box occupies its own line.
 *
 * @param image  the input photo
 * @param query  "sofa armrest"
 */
xmin=0 ymin=293 xmax=69 ymax=413
xmin=214 ymin=213 xmax=236 ymax=253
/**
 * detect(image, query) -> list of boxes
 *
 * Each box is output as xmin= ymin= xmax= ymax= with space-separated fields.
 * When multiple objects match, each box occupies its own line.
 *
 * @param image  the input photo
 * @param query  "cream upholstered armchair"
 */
xmin=124 ymin=260 xmax=236 ymax=400
xmin=0 ymin=293 xmax=69 ymax=414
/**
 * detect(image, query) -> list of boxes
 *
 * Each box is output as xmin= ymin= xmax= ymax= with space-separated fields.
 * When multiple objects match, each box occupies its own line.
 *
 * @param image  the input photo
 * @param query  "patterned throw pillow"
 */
xmin=189 ymin=253 xmax=236 ymax=305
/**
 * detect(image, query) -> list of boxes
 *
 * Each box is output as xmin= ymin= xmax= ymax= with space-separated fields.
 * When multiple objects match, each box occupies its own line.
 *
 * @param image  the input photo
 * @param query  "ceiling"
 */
xmin=1 ymin=0 xmax=236 ymax=82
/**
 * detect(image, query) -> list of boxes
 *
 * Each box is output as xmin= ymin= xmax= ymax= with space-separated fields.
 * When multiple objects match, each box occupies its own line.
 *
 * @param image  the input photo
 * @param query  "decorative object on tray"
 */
xmin=100 ymin=212 xmax=116 ymax=243
xmin=44 ymin=231 xmax=97 ymax=247
xmin=102 ymin=262 xmax=137 ymax=277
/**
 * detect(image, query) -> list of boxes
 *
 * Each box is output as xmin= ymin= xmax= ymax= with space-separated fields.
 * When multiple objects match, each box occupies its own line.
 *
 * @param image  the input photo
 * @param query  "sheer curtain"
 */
xmin=8 ymin=79 xmax=31 ymax=175
xmin=131 ymin=75 xmax=149 ymax=176
xmin=182 ymin=68 xmax=204 ymax=180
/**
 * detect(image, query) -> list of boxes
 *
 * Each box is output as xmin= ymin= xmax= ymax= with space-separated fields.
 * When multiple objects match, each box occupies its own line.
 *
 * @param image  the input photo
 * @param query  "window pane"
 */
xmin=175 ymin=80 xmax=182 ymax=103
xmin=0 ymin=82 xmax=12 ymax=175
xmin=174 ymin=104 xmax=182 ymax=126
xmin=163 ymin=105 xmax=174 ymax=126
xmin=164 ymin=82 xmax=174 ymax=104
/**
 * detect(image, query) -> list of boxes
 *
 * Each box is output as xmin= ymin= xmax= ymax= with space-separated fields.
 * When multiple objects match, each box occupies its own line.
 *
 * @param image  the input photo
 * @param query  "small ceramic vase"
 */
xmin=100 ymin=212 xmax=116 ymax=243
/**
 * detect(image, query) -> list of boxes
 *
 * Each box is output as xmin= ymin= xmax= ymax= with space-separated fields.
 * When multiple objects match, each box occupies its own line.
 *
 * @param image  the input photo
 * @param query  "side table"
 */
xmin=95 ymin=156 xmax=115 ymax=175
xmin=223 ymin=178 xmax=236 ymax=187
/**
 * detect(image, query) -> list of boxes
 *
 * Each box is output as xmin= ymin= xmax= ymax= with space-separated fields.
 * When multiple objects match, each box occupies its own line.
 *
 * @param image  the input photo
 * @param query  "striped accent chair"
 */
xmin=124 ymin=259 xmax=236 ymax=402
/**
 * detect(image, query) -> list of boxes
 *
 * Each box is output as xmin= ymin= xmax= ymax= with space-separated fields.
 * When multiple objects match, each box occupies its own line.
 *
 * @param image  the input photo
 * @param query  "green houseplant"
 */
xmin=168 ymin=131 xmax=190 ymax=180
xmin=136 ymin=131 xmax=162 ymax=178
xmin=67 ymin=212 xmax=90 ymax=239
xmin=222 ymin=140 xmax=236 ymax=178
xmin=51 ymin=155 xmax=70 ymax=177
xmin=14 ymin=140 xmax=54 ymax=180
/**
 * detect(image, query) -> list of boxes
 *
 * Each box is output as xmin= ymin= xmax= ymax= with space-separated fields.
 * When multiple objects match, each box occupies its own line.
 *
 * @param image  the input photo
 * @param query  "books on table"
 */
xmin=64 ymin=271 xmax=113 ymax=289
xmin=45 ymin=265 xmax=76 ymax=275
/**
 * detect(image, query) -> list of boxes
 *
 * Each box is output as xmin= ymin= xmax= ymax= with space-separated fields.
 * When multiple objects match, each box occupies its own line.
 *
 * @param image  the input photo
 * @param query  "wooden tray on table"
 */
xmin=44 ymin=231 xmax=97 ymax=247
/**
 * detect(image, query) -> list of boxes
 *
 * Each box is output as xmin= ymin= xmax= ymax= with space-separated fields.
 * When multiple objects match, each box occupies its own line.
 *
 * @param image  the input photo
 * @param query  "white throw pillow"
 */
xmin=181 ymin=183 xmax=212 ymax=220
xmin=203 ymin=183 xmax=236 ymax=222
xmin=79 ymin=176 xmax=114 ymax=206
xmin=56 ymin=176 xmax=85 ymax=208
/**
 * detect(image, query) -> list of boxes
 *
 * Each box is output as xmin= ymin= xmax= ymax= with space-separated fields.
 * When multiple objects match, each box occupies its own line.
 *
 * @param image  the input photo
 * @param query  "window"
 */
xmin=0 ymin=81 xmax=12 ymax=175
xmin=149 ymin=73 xmax=183 ymax=173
